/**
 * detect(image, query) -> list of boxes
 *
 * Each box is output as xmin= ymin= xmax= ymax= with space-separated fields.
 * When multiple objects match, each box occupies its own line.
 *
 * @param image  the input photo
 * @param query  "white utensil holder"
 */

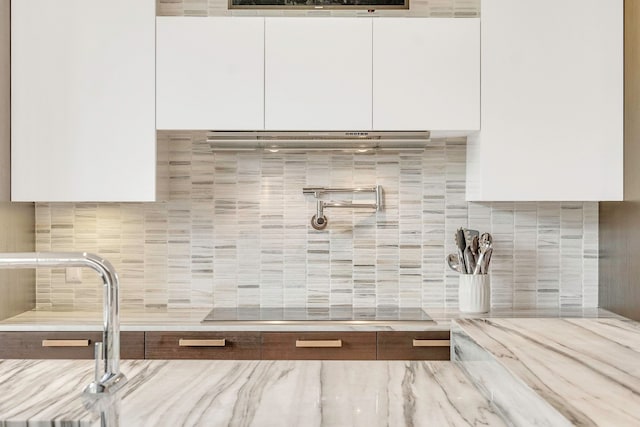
xmin=459 ymin=274 xmax=490 ymax=313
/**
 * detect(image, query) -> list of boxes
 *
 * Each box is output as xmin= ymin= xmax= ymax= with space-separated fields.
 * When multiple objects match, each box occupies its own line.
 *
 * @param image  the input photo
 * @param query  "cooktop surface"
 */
xmin=201 ymin=306 xmax=433 ymax=324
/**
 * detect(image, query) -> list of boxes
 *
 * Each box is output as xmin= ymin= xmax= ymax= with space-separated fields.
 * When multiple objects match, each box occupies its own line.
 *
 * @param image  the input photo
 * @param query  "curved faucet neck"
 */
xmin=0 ymin=252 xmax=126 ymax=394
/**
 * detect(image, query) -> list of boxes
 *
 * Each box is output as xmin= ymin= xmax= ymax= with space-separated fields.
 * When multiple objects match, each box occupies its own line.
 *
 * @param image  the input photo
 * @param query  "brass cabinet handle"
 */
xmin=42 ymin=339 xmax=90 ymax=347
xmin=178 ymin=338 xmax=226 ymax=347
xmin=412 ymin=339 xmax=450 ymax=347
xmin=295 ymin=339 xmax=343 ymax=348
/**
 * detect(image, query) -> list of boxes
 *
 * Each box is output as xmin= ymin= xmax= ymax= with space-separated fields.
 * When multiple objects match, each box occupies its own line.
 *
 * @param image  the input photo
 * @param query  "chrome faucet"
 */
xmin=0 ymin=252 xmax=126 ymax=394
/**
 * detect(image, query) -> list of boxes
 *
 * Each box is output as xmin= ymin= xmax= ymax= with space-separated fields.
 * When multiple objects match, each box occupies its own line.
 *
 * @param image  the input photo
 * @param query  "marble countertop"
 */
xmin=0 ymin=307 xmax=620 ymax=332
xmin=2 ymin=316 xmax=638 ymax=426
xmin=0 ymin=359 xmax=506 ymax=427
xmin=451 ymin=318 xmax=640 ymax=426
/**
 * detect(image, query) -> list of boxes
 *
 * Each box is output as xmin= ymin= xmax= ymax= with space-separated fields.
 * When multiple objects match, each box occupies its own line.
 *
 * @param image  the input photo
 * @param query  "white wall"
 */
xmin=0 ymin=202 xmax=35 ymax=320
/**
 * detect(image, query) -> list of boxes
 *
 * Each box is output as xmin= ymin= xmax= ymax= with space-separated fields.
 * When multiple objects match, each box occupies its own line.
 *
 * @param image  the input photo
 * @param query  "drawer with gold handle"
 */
xmin=263 ymin=332 xmax=375 ymax=360
xmin=145 ymin=332 xmax=260 ymax=359
xmin=0 ymin=332 xmax=144 ymax=359
xmin=378 ymin=332 xmax=451 ymax=360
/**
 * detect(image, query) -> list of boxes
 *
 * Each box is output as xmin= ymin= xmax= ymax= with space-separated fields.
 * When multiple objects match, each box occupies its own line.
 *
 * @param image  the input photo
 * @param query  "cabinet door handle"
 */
xmin=42 ymin=339 xmax=90 ymax=347
xmin=295 ymin=339 xmax=342 ymax=348
xmin=412 ymin=339 xmax=450 ymax=347
xmin=178 ymin=338 xmax=226 ymax=347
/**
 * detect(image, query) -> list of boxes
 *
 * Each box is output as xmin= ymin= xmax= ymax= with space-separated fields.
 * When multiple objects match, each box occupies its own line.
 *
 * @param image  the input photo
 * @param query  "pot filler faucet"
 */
xmin=0 ymin=252 xmax=126 ymax=395
xmin=302 ymin=185 xmax=383 ymax=230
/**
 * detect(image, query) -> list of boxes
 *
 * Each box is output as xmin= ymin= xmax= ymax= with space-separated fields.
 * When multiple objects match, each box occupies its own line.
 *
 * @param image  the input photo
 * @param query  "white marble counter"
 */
xmin=451 ymin=318 xmax=640 ymax=426
xmin=0 ymin=307 xmax=620 ymax=332
xmin=0 ymin=359 xmax=506 ymax=427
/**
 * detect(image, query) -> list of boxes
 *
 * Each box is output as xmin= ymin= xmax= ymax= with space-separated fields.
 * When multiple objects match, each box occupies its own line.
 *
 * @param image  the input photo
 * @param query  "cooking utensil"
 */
xmin=455 ymin=228 xmax=467 ymax=273
xmin=447 ymin=253 xmax=462 ymax=273
xmin=470 ymin=235 xmax=479 ymax=257
xmin=481 ymin=247 xmax=493 ymax=274
xmin=464 ymin=229 xmax=479 ymax=251
xmin=463 ymin=246 xmax=475 ymax=274
xmin=473 ymin=234 xmax=493 ymax=275
xmin=480 ymin=232 xmax=493 ymax=247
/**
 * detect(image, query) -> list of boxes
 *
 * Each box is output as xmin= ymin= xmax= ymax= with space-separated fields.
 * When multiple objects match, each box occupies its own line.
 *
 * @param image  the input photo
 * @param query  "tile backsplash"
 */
xmin=35 ymin=134 xmax=598 ymax=311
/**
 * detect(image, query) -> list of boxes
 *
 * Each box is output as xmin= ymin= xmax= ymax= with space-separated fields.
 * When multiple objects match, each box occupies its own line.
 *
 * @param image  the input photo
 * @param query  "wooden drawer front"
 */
xmin=377 ymin=331 xmax=451 ymax=361
xmin=145 ymin=332 xmax=261 ymax=360
xmin=0 ymin=332 xmax=144 ymax=359
xmin=262 ymin=332 xmax=376 ymax=360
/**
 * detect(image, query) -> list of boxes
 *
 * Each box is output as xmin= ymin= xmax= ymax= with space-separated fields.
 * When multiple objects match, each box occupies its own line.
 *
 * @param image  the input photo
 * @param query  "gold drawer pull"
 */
xmin=412 ymin=339 xmax=450 ymax=347
xmin=179 ymin=338 xmax=226 ymax=347
xmin=295 ymin=339 xmax=342 ymax=348
xmin=42 ymin=339 xmax=90 ymax=347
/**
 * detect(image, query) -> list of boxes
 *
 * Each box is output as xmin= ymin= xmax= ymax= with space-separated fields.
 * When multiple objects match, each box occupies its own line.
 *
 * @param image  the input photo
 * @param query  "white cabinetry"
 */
xmin=156 ymin=17 xmax=480 ymax=134
xmin=373 ymin=18 xmax=479 ymax=133
xmin=11 ymin=0 xmax=156 ymax=202
xmin=265 ymin=18 xmax=372 ymax=131
xmin=156 ymin=17 xmax=265 ymax=130
xmin=467 ymin=0 xmax=623 ymax=201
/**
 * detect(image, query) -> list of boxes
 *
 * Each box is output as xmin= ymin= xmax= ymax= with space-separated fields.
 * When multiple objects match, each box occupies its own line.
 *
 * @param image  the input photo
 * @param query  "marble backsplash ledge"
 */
xmin=34 ymin=135 xmax=598 ymax=311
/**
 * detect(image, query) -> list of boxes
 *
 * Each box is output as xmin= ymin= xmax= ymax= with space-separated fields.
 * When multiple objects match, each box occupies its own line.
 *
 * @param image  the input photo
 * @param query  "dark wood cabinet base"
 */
xmin=377 ymin=331 xmax=450 ymax=360
xmin=0 ymin=330 xmax=450 ymax=361
xmin=0 ymin=331 xmax=144 ymax=359
xmin=145 ymin=331 xmax=261 ymax=359
xmin=262 ymin=332 xmax=377 ymax=360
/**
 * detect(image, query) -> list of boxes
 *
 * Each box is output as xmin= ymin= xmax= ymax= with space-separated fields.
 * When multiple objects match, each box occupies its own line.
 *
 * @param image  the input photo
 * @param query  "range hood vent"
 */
xmin=206 ymin=131 xmax=431 ymax=153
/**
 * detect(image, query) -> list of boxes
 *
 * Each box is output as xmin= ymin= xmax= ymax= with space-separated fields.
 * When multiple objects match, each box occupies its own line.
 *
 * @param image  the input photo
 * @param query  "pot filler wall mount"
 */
xmin=303 ymin=185 xmax=383 ymax=230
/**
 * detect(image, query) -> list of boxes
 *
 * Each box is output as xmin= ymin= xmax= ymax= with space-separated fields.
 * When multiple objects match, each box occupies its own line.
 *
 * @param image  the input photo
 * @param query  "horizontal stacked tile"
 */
xmin=35 ymin=134 xmax=599 ymax=311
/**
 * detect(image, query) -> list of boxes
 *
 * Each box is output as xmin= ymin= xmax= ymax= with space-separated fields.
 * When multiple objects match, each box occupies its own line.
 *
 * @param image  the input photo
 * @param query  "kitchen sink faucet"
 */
xmin=0 ymin=252 xmax=126 ymax=394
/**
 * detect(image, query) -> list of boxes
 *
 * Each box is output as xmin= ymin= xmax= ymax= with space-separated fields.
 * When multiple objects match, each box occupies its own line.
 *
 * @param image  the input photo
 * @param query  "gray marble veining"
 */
xmin=451 ymin=318 xmax=640 ymax=427
xmin=0 ymin=359 xmax=506 ymax=427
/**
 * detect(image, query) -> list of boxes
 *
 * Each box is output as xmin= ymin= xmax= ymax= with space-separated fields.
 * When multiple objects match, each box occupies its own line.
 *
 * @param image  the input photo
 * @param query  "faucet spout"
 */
xmin=0 ymin=252 xmax=126 ymax=394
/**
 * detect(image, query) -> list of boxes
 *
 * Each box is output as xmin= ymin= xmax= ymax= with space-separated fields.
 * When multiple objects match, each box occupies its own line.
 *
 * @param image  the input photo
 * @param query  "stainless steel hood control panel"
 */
xmin=206 ymin=131 xmax=431 ymax=153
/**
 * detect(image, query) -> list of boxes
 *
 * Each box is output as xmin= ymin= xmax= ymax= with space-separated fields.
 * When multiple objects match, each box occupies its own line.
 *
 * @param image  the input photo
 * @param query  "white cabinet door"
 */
xmin=11 ymin=0 xmax=156 ymax=202
xmin=265 ymin=18 xmax=372 ymax=131
xmin=373 ymin=18 xmax=479 ymax=133
xmin=156 ymin=17 xmax=265 ymax=130
xmin=467 ymin=0 xmax=623 ymax=201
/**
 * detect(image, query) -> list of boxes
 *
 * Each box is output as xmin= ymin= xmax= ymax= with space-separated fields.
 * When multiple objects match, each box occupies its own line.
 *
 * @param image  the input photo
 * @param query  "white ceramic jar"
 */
xmin=458 ymin=274 xmax=490 ymax=313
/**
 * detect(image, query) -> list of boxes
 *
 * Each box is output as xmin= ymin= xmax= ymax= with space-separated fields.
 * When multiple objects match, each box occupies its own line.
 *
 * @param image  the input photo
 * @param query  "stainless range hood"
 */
xmin=206 ymin=131 xmax=431 ymax=153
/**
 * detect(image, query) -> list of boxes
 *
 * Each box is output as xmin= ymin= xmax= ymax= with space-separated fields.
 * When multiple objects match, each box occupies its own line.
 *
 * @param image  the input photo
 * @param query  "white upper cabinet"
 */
xmin=373 ymin=18 xmax=480 ymax=133
xmin=156 ymin=17 xmax=265 ymax=130
xmin=265 ymin=18 xmax=372 ymax=131
xmin=11 ymin=0 xmax=156 ymax=202
xmin=467 ymin=0 xmax=623 ymax=201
